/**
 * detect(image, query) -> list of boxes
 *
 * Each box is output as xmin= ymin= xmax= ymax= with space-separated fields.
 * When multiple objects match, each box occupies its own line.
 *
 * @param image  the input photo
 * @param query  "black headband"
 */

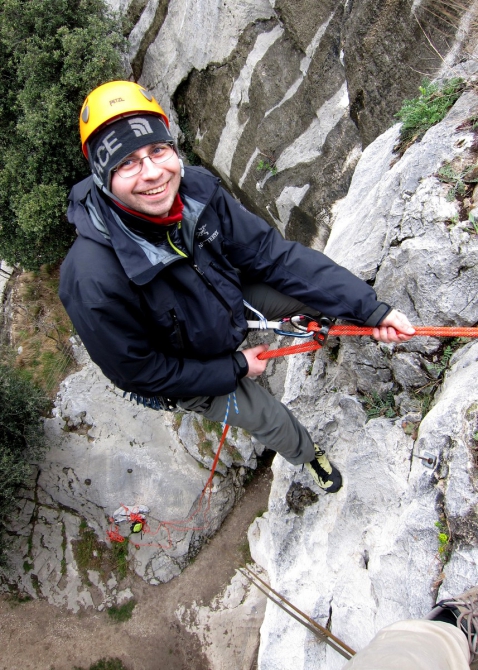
xmin=87 ymin=115 xmax=174 ymax=189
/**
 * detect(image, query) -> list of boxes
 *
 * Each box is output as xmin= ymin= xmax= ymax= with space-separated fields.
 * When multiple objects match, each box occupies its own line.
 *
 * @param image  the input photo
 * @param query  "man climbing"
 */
xmin=59 ymin=81 xmax=415 ymax=495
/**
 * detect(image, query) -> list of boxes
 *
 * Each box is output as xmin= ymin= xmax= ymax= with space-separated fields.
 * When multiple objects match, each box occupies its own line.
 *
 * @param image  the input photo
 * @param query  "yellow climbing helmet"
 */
xmin=80 ymin=80 xmax=169 ymax=158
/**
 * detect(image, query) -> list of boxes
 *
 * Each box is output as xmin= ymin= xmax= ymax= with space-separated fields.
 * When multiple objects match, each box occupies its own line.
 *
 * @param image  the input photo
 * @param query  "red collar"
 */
xmin=113 ymin=193 xmax=184 ymax=226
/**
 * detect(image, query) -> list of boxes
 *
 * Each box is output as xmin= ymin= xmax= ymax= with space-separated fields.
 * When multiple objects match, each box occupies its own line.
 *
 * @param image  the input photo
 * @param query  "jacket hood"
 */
xmin=67 ymin=167 xmax=221 ymax=285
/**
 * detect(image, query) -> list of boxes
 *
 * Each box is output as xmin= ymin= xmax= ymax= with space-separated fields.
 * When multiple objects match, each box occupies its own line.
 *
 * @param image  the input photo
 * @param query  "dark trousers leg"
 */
xmin=241 ymin=283 xmax=322 ymax=322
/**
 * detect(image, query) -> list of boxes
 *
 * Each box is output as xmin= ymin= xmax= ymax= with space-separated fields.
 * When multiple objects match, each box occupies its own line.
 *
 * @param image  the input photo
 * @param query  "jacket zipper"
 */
xmin=191 ymin=263 xmax=245 ymax=333
xmin=170 ymin=309 xmax=185 ymax=350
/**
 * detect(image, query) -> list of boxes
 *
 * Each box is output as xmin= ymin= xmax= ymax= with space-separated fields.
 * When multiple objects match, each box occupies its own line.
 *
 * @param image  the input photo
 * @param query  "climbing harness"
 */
xmin=122 ymin=391 xmax=177 ymax=412
xmin=247 ymin=314 xmax=333 ymax=339
xmin=240 ymin=566 xmax=355 ymax=660
xmin=246 ymin=301 xmax=478 ymax=358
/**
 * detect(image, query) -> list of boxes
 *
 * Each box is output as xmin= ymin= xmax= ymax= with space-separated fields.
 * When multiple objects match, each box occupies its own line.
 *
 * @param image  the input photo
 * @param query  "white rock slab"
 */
xmin=250 ymin=66 xmax=478 ymax=669
xmin=177 ymin=565 xmax=267 ymax=670
xmin=1 ymin=341 xmax=257 ymax=610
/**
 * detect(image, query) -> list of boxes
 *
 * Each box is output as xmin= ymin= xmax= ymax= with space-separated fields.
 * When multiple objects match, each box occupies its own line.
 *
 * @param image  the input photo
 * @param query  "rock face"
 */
xmin=108 ymin=0 xmax=468 ymax=250
xmin=249 ymin=65 xmax=478 ymax=668
xmin=0 ymin=341 xmax=259 ymax=611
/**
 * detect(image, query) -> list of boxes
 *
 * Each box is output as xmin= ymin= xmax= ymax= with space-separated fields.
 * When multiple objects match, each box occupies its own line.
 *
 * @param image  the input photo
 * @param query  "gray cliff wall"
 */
xmin=249 ymin=62 xmax=478 ymax=669
xmin=108 ymin=0 xmax=469 ymax=249
xmin=101 ymin=2 xmax=478 ymax=666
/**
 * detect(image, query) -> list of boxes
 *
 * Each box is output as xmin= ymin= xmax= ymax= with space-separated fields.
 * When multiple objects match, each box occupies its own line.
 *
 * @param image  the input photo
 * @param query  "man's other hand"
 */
xmin=243 ymin=344 xmax=270 ymax=377
xmin=372 ymin=309 xmax=415 ymax=343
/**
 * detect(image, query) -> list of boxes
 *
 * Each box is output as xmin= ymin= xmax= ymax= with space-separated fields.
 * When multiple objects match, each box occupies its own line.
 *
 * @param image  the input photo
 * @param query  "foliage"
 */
xmin=0 ymin=0 xmax=127 ymax=270
xmin=0 ymin=363 xmax=48 ymax=562
xmin=424 ymin=344 xmax=455 ymax=376
xmin=256 ymin=155 xmax=278 ymax=176
xmin=468 ymin=212 xmax=478 ymax=235
xmin=74 ymin=658 xmax=129 ymax=670
xmin=107 ymin=599 xmax=136 ymax=623
xmin=394 ymin=78 xmax=465 ymax=154
xmin=435 ymin=519 xmax=452 ymax=562
xmin=416 ymin=338 xmax=471 ymax=418
xmin=437 ymin=163 xmax=478 ymax=202
xmin=238 ymin=537 xmax=252 ymax=565
xmin=11 ymin=264 xmax=77 ymax=397
xmin=174 ymin=102 xmax=202 ymax=167
xmin=110 ymin=538 xmax=130 ymax=580
xmin=360 ymin=390 xmax=397 ymax=421
xmin=72 ymin=518 xmax=130 ymax=582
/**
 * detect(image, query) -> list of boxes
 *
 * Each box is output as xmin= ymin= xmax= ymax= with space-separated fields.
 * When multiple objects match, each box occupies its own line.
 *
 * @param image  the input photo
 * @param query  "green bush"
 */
xmin=0 ymin=363 xmax=48 ymax=562
xmin=74 ymin=659 xmax=129 ymax=670
xmin=0 ymin=0 xmax=127 ymax=270
xmin=395 ymin=78 xmax=465 ymax=153
xmin=107 ymin=599 xmax=136 ymax=623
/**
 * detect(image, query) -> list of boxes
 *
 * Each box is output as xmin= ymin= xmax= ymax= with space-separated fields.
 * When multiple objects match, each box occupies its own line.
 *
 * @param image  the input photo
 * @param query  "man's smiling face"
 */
xmin=110 ymin=142 xmax=181 ymax=217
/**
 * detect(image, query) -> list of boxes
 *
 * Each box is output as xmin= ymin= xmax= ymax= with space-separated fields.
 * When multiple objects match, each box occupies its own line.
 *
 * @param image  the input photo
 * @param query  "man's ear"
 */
xmin=178 ymin=158 xmax=184 ymax=178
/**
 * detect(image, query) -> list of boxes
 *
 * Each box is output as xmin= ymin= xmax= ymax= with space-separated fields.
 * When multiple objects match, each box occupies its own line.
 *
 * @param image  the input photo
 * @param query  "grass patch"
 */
xmin=435 ymin=518 xmax=452 ymax=563
xmin=74 ymin=658 xmax=129 ymax=670
xmin=394 ymin=78 xmax=465 ymax=156
xmin=359 ymin=390 xmax=397 ymax=421
xmin=110 ymin=540 xmax=130 ymax=581
xmin=224 ymin=442 xmax=243 ymax=462
xmin=23 ymin=560 xmax=33 ymax=573
xmin=172 ymin=411 xmax=185 ymax=431
xmin=5 ymin=589 xmax=33 ymax=606
xmin=256 ymin=153 xmax=278 ymax=176
xmin=72 ymin=519 xmax=130 ymax=583
xmin=175 ymin=101 xmax=202 ymax=167
xmin=193 ymin=417 xmax=225 ymax=462
xmin=202 ymin=417 xmax=224 ymax=441
xmin=8 ymin=264 xmax=77 ymax=398
xmin=238 ymin=537 xmax=252 ymax=565
xmin=424 ymin=343 xmax=455 ymax=376
xmin=415 ymin=338 xmax=471 ymax=417
xmin=107 ymin=599 xmax=136 ymax=623
xmin=437 ymin=163 xmax=478 ymax=202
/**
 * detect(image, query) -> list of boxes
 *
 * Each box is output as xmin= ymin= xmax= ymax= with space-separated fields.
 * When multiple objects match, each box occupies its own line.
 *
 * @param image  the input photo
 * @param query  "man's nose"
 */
xmin=140 ymin=155 xmax=163 ymax=177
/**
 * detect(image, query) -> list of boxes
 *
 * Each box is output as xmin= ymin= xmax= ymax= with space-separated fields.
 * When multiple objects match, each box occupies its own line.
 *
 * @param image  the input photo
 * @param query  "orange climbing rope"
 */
xmin=258 ymin=324 xmax=478 ymax=360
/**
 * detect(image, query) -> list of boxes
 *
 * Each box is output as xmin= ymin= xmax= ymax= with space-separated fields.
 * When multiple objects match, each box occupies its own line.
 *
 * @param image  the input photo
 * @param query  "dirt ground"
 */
xmin=0 ymin=462 xmax=273 ymax=670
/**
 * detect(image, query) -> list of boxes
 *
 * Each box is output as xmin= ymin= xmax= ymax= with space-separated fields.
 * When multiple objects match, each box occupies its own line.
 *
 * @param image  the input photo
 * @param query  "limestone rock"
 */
xmin=0 ymin=343 xmax=259 ymax=611
xmin=177 ymin=566 xmax=267 ymax=670
xmin=249 ymin=64 xmax=478 ymax=669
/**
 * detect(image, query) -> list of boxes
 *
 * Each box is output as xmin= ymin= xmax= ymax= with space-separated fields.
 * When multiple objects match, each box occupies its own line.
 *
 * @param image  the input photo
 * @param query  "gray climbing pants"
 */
xmin=177 ymin=283 xmax=320 ymax=465
xmin=341 ymin=620 xmax=470 ymax=670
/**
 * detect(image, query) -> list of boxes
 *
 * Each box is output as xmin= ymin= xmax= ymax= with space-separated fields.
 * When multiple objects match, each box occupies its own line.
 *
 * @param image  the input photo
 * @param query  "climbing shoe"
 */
xmin=425 ymin=586 xmax=478 ymax=663
xmin=304 ymin=444 xmax=342 ymax=493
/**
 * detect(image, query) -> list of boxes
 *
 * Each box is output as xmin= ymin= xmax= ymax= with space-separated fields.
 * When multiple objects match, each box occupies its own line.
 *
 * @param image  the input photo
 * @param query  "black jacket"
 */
xmin=59 ymin=166 xmax=390 ymax=399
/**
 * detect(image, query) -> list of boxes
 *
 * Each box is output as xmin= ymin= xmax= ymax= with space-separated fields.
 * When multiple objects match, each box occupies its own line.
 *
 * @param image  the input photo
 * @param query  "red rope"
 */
xmin=258 ymin=324 xmax=478 ymax=360
xmin=107 ymin=529 xmax=126 ymax=543
xmin=107 ymin=424 xmax=230 ymax=547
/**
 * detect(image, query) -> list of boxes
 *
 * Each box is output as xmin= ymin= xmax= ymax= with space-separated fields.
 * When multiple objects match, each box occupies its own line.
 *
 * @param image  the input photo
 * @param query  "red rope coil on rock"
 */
xmin=107 ymin=425 xmax=231 ymax=547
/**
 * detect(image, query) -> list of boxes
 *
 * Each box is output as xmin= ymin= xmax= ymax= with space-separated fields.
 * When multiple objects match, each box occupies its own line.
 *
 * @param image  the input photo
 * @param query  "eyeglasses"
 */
xmin=114 ymin=143 xmax=175 ymax=178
